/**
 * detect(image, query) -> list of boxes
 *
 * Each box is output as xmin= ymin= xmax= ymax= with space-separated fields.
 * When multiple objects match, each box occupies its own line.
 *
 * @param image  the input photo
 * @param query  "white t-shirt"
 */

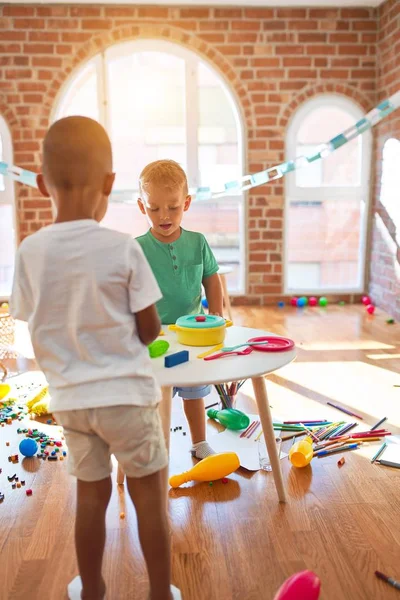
xmin=10 ymin=219 xmax=162 ymax=412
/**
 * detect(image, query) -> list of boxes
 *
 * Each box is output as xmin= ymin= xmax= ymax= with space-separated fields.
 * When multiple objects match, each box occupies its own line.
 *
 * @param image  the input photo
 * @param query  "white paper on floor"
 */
xmin=209 ymin=413 xmax=288 ymax=471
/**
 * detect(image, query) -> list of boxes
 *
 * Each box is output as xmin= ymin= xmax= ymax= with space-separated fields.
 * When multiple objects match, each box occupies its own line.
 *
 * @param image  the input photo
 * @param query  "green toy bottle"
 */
xmin=207 ymin=408 xmax=250 ymax=431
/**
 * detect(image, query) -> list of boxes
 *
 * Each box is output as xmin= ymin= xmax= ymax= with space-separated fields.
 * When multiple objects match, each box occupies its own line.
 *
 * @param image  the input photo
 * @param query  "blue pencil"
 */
xmin=317 ymin=443 xmax=359 ymax=458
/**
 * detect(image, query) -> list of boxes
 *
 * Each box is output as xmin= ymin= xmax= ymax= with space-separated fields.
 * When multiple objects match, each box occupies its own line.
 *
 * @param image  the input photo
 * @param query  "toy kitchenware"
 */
xmin=168 ymin=314 xmax=233 ymax=347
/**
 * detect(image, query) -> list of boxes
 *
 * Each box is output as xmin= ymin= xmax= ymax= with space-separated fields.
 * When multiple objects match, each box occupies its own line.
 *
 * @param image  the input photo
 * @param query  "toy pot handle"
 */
xmin=225 ymin=320 xmax=233 ymax=328
xmin=168 ymin=324 xmax=179 ymax=332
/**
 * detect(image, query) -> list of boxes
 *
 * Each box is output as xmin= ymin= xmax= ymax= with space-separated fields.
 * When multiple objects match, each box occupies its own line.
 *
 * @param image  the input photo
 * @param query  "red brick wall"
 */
xmin=0 ymin=4 xmax=378 ymax=304
xmin=369 ymin=0 xmax=400 ymax=320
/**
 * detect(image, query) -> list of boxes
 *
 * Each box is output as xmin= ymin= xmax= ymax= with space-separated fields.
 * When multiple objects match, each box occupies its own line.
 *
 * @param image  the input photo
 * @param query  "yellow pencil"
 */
xmin=255 ymin=429 xmax=263 ymax=442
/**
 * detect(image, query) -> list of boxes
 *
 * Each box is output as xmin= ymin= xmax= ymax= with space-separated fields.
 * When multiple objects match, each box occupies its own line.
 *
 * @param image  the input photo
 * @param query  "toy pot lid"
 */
xmin=175 ymin=314 xmax=226 ymax=329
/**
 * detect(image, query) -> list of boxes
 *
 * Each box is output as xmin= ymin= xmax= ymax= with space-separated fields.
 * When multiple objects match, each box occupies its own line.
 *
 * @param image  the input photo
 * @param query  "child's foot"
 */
xmin=171 ymin=584 xmax=182 ymax=599
xmin=190 ymin=441 xmax=215 ymax=460
xmin=68 ymin=576 xmax=82 ymax=600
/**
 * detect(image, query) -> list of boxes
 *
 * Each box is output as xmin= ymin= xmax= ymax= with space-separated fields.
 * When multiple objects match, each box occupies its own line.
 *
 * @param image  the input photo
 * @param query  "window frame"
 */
xmin=284 ymin=94 xmax=372 ymax=295
xmin=52 ymin=39 xmax=246 ymax=295
xmin=0 ymin=114 xmax=17 ymax=301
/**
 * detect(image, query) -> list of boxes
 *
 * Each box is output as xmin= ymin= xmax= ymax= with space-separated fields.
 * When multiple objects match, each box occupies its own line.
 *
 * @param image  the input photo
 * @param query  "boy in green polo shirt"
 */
xmin=136 ymin=159 xmax=224 ymax=459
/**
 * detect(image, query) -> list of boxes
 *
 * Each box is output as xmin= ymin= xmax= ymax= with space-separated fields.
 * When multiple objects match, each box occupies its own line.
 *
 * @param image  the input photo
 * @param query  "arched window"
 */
xmin=285 ymin=95 xmax=372 ymax=293
xmin=53 ymin=40 xmax=245 ymax=293
xmin=380 ymin=138 xmax=400 ymax=246
xmin=0 ymin=115 xmax=16 ymax=299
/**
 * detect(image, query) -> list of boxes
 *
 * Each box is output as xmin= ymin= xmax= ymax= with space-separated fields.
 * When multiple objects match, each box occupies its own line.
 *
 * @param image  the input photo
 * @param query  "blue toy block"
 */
xmin=164 ymin=350 xmax=189 ymax=368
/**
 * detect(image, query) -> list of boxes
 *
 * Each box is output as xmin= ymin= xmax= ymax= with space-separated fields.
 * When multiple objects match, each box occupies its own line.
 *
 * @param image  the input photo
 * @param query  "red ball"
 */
xmin=290 ymin=297 xmax=298 ymax=307
xmin=309 ymin=297 xmax=317 ymax=307
xmin=273 ymin=570 xmax=321 ymax=600
xmin=367 ymin=304 xmax=375 ymax=315
xmin=362 ymin=295 xmax=371 ymax=305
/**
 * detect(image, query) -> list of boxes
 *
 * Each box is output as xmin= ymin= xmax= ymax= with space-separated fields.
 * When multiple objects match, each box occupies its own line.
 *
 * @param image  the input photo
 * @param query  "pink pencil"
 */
xmin=247 ymin=421 xmax=260 ymax=439
xmin=240 ymin=421 xmax=256 ymax=438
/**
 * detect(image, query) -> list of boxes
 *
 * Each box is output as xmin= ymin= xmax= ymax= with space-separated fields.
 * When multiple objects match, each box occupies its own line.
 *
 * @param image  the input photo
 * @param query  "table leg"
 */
xmin=220 ymin=273 xmax=233 ymax=321
xmin=117 ymin=386 xmax=173 ymax=486
xmin=252 ymin=376 xmax=287 ymax=503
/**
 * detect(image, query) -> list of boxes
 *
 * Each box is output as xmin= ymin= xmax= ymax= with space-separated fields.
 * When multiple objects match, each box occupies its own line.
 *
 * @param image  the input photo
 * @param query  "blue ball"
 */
xmin=19 ymin=438 xmax=38 ymax=457
xmin=201 ymin=298 xmax=208 ymax=309
xmin=297 ymin=297 xmax=307 ymax=308
xmin=278 ymin=301 xmax=285 ymax=308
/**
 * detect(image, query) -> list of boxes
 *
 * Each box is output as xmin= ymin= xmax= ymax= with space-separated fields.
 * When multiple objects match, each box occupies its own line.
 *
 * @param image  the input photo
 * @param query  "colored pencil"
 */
xmin=375 ymin=571 xmax=400 ymax=591
xmin=281 ymin=431 xmax=306 ymax=442
xmin=240 ymin=421 xmax=255 ymax=438
xmin=371 ymin=442 xmax=387 ymax=464
xmin=376 ymin=459 xmax=400 ymax=469
xmin=317 ymin=443 xmax=359 ymax=458
xmin=242 ymin=420 xmax=259 ymax=439
xmin=299 ymin=423 xmax=320 ymax=443
xmin=248 ymin=421 xmax=260 ymax=439
xmin=351 ymin=431 xmax=391 ymax=439
xmin=283 ymin=420 xmax=330 ymax=425
xmin=314 ymin=440 xmax=355 ymax=455
xmin=370 ymin=417 xmax=388 ymax=431
xmin=255 ymin=429 xmax=263 ymax=442
xmin=327 ymin=402 xmax=363 ymax=420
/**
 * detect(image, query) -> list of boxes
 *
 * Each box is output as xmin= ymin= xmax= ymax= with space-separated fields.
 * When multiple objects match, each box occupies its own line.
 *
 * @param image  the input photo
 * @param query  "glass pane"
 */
xmin=380 ymin=138 xmax=400 ymax=246
xmin=0 ymin=133 xmax=4 ymax=191
xmin=295 ymin=106 xmax=361 ymax=187
xmin=287 ymin=198 xmax=362 ymax=290
xmin=0 ymin=205 xmax=15 ymax=297
xmin=197 ymin=61 xmax=240 ymax=191
xmin=56 ymin=61 xmax=99 ymax=122
xmin=107 ymin=51 xmax=186 ymax=199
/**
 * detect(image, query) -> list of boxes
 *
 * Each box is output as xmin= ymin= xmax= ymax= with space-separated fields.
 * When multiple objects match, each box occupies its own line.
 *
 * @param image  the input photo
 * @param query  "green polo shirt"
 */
xmin=136 ymin=228 xmax=219 ymax=324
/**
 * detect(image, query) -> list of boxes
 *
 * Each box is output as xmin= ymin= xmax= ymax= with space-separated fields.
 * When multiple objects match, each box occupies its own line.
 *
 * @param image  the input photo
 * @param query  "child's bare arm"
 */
xmin=203 ymin=273 xmax=223 ymax=317
xmin=135 ymin=304 xmax=161 ymax=346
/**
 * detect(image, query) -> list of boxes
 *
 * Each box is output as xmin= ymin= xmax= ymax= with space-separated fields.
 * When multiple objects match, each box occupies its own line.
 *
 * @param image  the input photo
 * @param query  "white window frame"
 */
xmin=284 ymin=94 xmax=372 ymax=295
xmin=52 ymin=39 xmax=246 ymax=294
xmin=0 ymin=115 xmax=17 ymax=301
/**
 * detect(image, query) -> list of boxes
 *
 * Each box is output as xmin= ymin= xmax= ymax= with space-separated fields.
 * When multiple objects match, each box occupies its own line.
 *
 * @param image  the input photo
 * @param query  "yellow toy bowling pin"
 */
xmin=169 ymin=452 xmax=240 ymax=488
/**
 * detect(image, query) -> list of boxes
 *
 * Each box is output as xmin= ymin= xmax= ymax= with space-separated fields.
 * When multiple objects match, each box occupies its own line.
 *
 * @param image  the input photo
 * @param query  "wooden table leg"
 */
xmin=117 ymin=386 xmax=173 ymax=486
xmin=252 ymin=376 xmax=287 ymax=503
xmin=220 ymin=273 xmax=233 ymax=321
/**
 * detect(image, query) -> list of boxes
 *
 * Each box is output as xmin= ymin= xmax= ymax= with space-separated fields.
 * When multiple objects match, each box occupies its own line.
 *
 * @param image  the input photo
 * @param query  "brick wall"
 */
xmin=0 ymin=4 xmax=378 ymax=304
xmin=369 ymin=0 xmax=400 ymax=320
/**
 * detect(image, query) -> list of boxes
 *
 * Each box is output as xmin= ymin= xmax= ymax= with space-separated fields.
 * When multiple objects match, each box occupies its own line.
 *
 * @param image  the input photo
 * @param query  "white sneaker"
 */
xmin=68 ymin=576 xmax=82 ymax=600
xmin=171 ymin=585 xmax=182 ymax=599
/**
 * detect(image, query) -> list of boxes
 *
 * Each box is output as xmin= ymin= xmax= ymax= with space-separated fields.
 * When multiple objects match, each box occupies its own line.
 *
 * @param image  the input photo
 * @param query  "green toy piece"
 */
xmin=207 ymin=408 xmax=250 ymax=430
xmin=148 ymin=340 xmax=170 ymax=358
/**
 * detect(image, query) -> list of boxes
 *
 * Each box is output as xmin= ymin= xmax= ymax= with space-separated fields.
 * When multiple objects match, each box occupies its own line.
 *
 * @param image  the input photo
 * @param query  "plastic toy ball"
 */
xmin=297 ymin=296 xmax=308 ymax=308
xmin=148 ymin=340 xmax=170 ymax=358
xmin=362 ymin=295 xmax=371 ymax=306
xmin=278 ymin=301 xmax=285 ymax=308
xmin=201 ymin=298 xmax=209 ymax=309
xmin=318 ymin=297 xmax=328 ymax=307
xmin=309 ymin=297 xmax=317 ymax=307
xmin=367 ymin=304 xmax=375 ymax=315
xmin=290 ymin=297 xmax=298 ymax=307
xmin=19 ymin=438 xmax=38 ymax=457
xmin=273 ymin=570 xmax=321 ymax=600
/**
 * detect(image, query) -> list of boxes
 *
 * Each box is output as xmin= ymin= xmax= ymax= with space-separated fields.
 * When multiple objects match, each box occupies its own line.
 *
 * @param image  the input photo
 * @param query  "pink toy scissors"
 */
xmin=204 ymin=336 xmax=294 ymax=361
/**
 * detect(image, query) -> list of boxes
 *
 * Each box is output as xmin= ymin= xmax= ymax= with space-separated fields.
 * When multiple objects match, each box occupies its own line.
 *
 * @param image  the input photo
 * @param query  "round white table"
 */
xmin=218 ymin=266 xmax=233 ymax=320
xmin=118 ymin=325 xmax=296 ymax=503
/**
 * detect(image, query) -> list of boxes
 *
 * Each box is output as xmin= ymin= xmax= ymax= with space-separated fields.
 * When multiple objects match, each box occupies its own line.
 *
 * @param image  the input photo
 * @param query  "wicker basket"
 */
xmin=0 ymin=310 xmax=15 ymax=347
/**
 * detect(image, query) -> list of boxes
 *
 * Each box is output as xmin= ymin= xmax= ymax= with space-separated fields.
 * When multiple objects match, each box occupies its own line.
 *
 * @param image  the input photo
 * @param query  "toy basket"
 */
xmin=0 ymin=311 xmax=15 ymax=359
xmin=0 ymin=311 xmax=15 ymax=346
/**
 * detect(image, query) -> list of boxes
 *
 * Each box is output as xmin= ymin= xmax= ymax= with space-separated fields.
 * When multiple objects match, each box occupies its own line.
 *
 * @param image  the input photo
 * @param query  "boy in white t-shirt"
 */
xmin=11 ymin=117 xmax=181 ymax=600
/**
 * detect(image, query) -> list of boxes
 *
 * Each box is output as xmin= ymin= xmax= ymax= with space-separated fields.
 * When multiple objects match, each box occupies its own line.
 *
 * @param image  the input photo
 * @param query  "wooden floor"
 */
xmin=1 ymin=306 xmax=400 ymax=600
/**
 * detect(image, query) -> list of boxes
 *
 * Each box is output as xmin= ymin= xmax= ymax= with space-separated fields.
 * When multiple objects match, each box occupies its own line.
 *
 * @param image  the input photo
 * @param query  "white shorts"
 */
xmin=54 ymin=405 xmax=168 ymax=482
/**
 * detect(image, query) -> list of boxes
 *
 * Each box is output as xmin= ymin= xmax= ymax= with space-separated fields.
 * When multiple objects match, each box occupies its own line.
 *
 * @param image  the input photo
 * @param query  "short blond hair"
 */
xmin=139 ymin=159 xmax=188 ymax=195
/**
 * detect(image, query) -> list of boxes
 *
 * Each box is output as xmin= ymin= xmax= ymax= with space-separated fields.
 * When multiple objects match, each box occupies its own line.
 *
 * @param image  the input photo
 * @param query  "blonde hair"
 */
xmin=139 ymin=160 xmax=188 ymax=195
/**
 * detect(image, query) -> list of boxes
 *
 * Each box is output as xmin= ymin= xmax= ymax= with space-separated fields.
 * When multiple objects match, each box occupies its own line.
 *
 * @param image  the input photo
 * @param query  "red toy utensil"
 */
xmin=273 ymin=570 xmax=321 ymax=600
xmin=204 ymin=336 xmax=294 ymax=360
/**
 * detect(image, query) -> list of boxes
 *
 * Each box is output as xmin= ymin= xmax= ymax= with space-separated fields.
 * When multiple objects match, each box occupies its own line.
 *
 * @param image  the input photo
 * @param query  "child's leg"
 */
xmin=127 ymin=468 xmax=172 ymax=600
xmin=183 ymin=397 xmax=206 ymax=444
xmin=75 ymin=477 xmax=111 ymax=600
xmin=178 ymin=386 xmax=215 ymax=459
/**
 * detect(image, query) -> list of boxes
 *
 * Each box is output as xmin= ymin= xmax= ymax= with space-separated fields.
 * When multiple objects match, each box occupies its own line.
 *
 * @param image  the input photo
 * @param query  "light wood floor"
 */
xmin=1 ymin=306 xmax=400 ymax=600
